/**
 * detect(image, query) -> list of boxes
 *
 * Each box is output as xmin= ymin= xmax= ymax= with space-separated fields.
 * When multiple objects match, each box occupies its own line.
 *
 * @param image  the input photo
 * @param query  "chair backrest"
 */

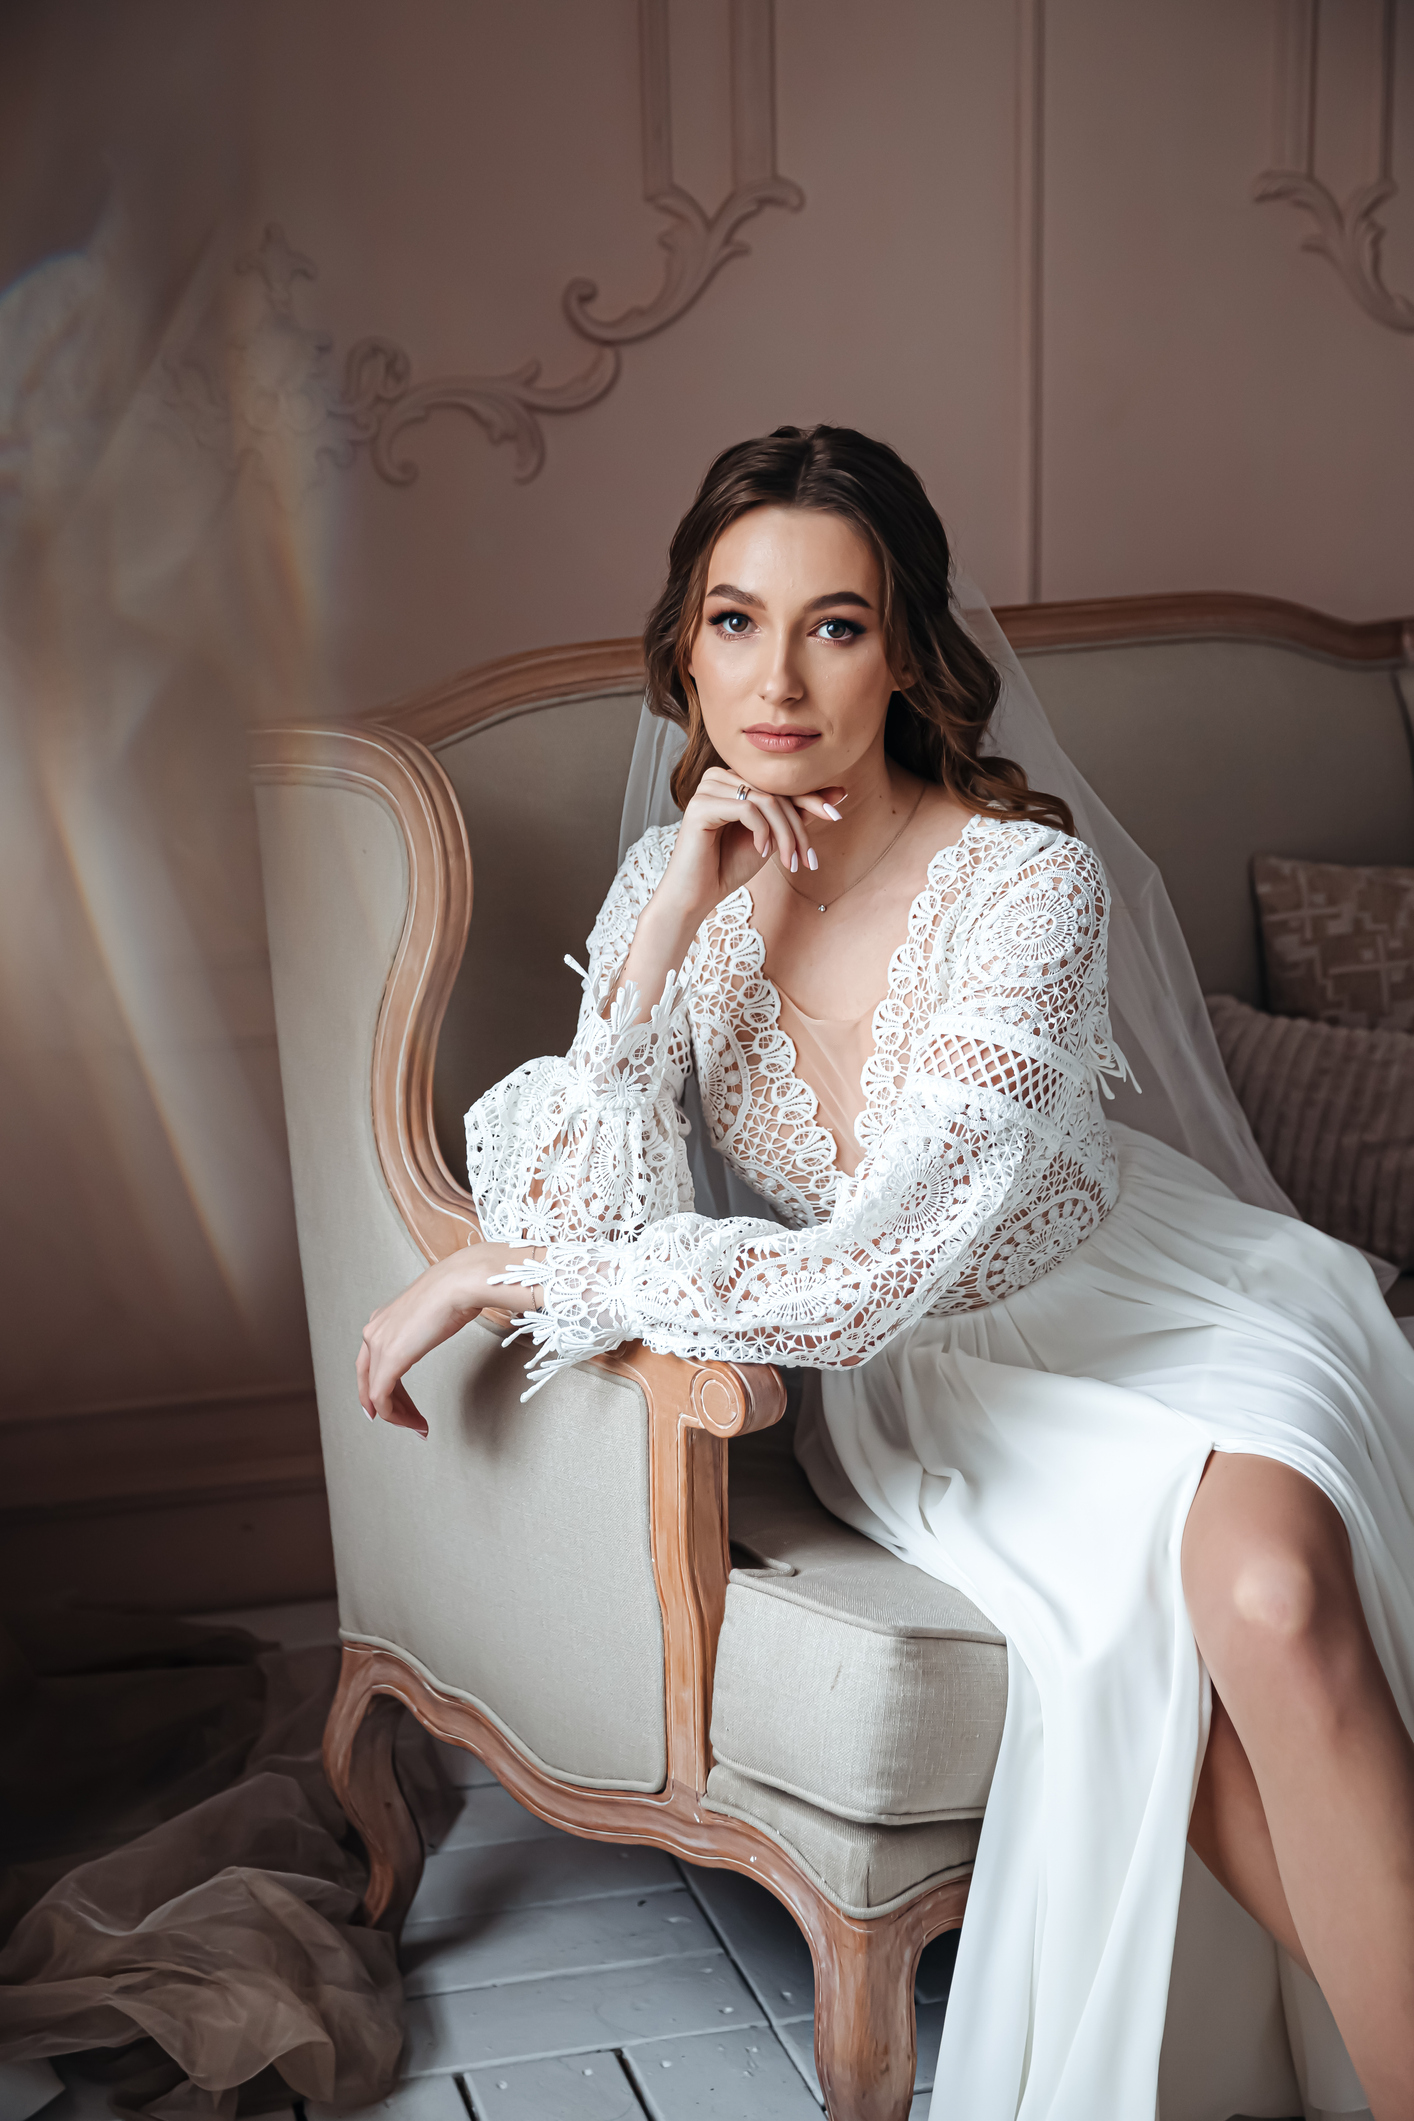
xmin=377 ymin=599 xmax=1412 ymax=1181
xmin=251 ymin=719 xmax=669 ymax=1792
xmin=1013 ymin=600 xmax=1414 ymax=1004
xmin=379 ymin=647 xmax=647 ymax=1183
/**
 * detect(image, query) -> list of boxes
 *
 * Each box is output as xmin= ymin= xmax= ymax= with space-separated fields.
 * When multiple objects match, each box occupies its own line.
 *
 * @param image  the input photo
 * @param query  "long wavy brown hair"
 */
xmin=643 ymin=424 xmax=1073 ymax=835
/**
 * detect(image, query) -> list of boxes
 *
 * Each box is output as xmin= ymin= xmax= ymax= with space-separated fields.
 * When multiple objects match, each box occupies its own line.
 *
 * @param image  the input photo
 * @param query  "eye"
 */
xmin=814 ymin=618 xmax=863 ymax=642
xmin=709 ymin=609 xmax=754 ymax=637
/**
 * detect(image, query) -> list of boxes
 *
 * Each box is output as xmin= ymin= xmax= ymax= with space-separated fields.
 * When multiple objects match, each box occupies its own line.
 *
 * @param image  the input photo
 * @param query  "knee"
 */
xmin=1230 ymin=1549 xmax=1323 ymax=1643
xmin=1191 ymin=1543 xmax=1335 ymax=1679
xmin=1184 ymin=1459 xmax=1365 ymax=1706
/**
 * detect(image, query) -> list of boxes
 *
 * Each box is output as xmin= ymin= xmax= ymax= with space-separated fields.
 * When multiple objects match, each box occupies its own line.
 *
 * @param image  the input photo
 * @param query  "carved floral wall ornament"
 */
xmin=184 ymin=0 xmax=803 ymax=490
xmin=158 ymin=224 xmax=355 ymax=491
xmin=1255 ymin=0 xmax=1414 ymax=335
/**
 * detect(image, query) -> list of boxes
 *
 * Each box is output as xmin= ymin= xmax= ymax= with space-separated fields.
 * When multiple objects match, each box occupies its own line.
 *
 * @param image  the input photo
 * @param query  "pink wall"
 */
xmin=1040 ymin=0 xmax=1414 ymax=611
xmin=233 ymin=0 xmax=1414 ymax=716
xmin=1 ymin=0 xmax=1410 ymax=1485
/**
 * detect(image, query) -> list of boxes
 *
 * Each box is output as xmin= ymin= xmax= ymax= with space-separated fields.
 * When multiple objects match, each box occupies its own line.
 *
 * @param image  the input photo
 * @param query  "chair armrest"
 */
xmin=600 ymin=1344 xmax=785 ymax=1802
xmin=682 ymin=1356 xmax=789 ymax=1439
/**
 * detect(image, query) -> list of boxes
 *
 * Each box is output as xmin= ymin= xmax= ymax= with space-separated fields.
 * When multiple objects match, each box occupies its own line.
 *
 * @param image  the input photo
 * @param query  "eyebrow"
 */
xmin=705 ymin=583 xmax=875 ymax=613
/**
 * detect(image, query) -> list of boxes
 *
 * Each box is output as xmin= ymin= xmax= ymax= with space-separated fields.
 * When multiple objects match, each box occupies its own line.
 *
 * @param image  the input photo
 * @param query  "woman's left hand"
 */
xmin=356 ymin=1240 xmax=543 ymax=1436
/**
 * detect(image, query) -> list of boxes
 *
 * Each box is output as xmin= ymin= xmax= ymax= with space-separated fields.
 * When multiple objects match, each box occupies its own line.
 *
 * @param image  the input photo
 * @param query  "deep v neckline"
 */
xmin=735 ymin=814 xmax=985 ymax=1179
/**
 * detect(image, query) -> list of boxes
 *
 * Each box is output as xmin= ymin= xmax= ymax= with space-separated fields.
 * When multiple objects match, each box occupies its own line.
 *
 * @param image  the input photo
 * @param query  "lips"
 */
xmin=742 ymin=726 xmax=821 ymax=753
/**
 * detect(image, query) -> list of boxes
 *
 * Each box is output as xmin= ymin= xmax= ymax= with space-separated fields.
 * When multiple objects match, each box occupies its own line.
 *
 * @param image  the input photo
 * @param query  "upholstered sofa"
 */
xmin=251 ymin=592 xmax=1413 ymax=2121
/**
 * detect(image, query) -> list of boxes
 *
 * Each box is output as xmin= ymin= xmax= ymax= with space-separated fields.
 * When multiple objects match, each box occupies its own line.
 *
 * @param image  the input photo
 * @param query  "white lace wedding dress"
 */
xmin=467 ymin=815 xmax=1414 ymax=2121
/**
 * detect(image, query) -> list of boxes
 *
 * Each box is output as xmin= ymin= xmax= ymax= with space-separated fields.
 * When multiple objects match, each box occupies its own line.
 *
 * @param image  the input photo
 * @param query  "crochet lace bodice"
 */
xmin=466 ymin=814 xmax=1132 ymax=1393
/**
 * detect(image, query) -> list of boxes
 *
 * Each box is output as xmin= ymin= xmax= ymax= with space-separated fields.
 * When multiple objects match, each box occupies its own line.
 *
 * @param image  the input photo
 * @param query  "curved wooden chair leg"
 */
xmin=323 ymin=1645 xmax=425 ymax=1931
xmin=808 ymin=1882 xmax=966 ymax=2121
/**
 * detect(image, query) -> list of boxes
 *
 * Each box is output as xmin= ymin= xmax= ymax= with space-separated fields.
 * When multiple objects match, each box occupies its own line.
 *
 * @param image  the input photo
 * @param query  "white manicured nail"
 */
xmin=807 ymin=848 xmax=819 ymax=871
xmin=790 ymin=852 xmax=799 ymax=872
xmin=822 ymin=803 xmax=842 ymax=821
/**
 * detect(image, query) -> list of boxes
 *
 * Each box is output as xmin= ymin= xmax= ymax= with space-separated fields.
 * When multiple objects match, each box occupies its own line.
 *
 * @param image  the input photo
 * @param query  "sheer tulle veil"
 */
xmin=617 ymin=565 xmax=1298 ymax=1224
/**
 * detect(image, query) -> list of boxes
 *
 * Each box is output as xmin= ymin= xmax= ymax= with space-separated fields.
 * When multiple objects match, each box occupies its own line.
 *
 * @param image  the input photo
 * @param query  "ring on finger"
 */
xmin=735 ymin=782 xmax=750 ymax=803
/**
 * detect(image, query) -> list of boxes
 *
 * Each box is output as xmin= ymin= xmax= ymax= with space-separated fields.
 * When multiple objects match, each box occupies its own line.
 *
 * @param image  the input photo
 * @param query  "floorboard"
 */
xmin=623 ymin=2025 xmax=824 ymax=2119
xmin=401 ymin=1952 xmax=767 ymax=2077
xmin=407 ymin=1835 xmax=682 ymax=1927
xmin=464 ymin=2050 xmax=641 ymax=2120
xmin=306 ymin=2080 xmax=468 ymax=2121
xmin=436 ymin=1783 xmax=576 ymax=1852
xmin=400 ymin=1888 xmax=718 ymax=1997
xmin=677 ymin=1864 xmax=814 ymax=2023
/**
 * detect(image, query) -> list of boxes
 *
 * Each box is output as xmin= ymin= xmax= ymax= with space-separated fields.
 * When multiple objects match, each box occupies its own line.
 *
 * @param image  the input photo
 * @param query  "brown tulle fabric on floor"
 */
xmin=0 ymin=1610 xmax=455 ymax=2119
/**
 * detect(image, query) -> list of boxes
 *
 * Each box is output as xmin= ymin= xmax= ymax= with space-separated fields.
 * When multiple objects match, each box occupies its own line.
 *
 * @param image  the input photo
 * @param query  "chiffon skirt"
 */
xmin=795 ymin=1125 xmax=1414 ymax=2121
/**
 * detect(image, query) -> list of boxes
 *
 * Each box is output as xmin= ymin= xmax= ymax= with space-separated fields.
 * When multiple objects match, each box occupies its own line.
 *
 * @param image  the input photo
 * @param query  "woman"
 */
xmin=357 ymin=426 xmax=1414 ymax=2118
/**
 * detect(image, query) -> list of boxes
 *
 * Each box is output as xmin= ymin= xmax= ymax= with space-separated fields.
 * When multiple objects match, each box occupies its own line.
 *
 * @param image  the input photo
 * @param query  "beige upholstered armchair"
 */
xmin=251 ymin=594 xmax=1413 ymax=2121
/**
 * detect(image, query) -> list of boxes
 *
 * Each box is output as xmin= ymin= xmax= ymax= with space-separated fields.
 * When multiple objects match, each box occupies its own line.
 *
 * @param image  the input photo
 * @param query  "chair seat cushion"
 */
xmin=713 ymin=1418 xmax=1007 ymax=1828
xmin=704 ymin=1763 xmax=980 ymax=1918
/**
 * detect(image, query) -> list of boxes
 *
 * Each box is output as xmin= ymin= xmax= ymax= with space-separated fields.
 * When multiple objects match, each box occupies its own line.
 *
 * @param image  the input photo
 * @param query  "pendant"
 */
xmin=817 ymin=903 xmax=827 ymax=914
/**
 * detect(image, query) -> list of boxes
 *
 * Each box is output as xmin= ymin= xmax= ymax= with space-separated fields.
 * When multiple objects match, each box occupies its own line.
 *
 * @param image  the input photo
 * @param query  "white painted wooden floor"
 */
xmin=182 ymin=1599 xmax=955 ymax=2121
xmin=383 ymin=1719 xmax=955 ymax=2121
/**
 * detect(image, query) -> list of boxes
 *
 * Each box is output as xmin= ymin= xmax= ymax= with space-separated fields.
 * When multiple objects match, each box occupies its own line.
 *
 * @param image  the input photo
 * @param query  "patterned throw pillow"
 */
xmin=1206 ymin=994 xmax=1414 ymax=1270
xmin=1253 ymin=855 xmax=1414 ymax=1033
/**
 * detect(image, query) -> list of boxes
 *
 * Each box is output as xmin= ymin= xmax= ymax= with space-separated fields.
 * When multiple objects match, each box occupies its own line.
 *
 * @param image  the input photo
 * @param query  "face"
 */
xmin=687 ymin=506 xmax=903 ymax=795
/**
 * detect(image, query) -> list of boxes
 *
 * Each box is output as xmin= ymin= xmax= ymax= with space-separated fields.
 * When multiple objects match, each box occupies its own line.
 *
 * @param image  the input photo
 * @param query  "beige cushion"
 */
xmin=705 ymin=1762 xmax=979 ymax=1919
xmin=1253 ymin=855 xmax=1414 ymax=1032
xmin=1207 ymin=994 xmax=1414 ymax=1270
xmin=713 ymin=1419 xmax=1006 ymax=1829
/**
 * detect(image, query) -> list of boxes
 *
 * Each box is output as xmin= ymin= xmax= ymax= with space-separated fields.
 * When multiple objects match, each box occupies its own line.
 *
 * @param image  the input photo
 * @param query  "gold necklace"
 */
xmin=780 ymin=783 xmax=927 ymax=914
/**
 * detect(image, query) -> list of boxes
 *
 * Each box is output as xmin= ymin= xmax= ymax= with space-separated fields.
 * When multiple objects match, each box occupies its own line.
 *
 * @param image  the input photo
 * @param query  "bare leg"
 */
xmin=1183 ymin=1451 xmax=1414 ymax=2121
xmin=1189 ymin=1689 xmax=1309 ymax=1973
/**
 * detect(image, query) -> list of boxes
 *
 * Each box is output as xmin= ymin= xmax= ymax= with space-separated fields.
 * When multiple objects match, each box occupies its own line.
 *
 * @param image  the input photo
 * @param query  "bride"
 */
xmin=357 ymin=425 xmax=1414 ymax=2119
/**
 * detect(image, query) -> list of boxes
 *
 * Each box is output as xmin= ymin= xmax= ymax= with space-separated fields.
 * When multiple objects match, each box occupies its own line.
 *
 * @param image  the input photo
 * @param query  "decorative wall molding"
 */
xmin=1017 ymin=0 xmax=1047 ymax=602
xmin=0 ymin=1379 xmax=333 ymax=1611
xmin=562 ymin=0 xmax=804 ymax=352
xmin=0 ymin=1376 xmax=323 ymax=1512
xmin=183 ymin=0 xmax=802 ymax=490
xmin=1255 ymin=0 xmax=1413 ymax=334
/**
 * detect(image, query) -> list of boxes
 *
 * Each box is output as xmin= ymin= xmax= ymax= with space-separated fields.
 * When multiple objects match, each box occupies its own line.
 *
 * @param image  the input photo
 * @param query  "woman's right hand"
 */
xmin=654 ymin=764 xmax=847 ymax=930
xmin=609 ymin=766 xmax=846 ymax=1030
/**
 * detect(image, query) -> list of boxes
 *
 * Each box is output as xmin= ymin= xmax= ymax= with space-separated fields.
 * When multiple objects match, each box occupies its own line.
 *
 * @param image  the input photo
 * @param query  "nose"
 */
xmin=759 ymin=629 xmax=805 ymax=707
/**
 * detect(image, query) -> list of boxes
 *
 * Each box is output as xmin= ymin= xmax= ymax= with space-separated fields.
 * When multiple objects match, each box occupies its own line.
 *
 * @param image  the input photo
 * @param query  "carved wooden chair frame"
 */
xmin=253 ymin=591 xmax=1409 ymax=2121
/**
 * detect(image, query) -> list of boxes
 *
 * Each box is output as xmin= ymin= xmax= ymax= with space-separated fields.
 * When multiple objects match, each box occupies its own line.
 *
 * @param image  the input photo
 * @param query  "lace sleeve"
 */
xmin=465 ymin=826 xmax=696 ymax=1245
xmin=499 ymin=833 xmax=1119 ymax=1393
